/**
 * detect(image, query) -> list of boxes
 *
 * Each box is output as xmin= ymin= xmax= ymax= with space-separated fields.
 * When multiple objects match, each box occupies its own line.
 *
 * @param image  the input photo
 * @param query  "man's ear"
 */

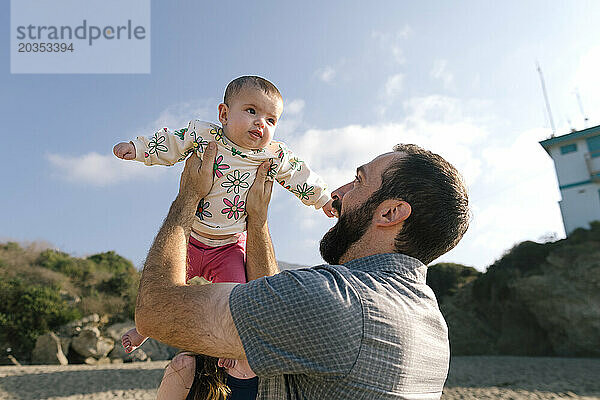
xmin=218 ymin=103 xmax=229 ymax=125
xmin=374 ymin=200 xmax=411 ymax=227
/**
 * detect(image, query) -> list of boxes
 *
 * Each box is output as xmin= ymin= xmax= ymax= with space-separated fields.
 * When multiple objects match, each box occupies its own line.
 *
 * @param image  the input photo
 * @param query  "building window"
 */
xmin=586 ymin=135 xmax=600 ymax=158
xmin=560 ymin=143 xmax=577 ymax=154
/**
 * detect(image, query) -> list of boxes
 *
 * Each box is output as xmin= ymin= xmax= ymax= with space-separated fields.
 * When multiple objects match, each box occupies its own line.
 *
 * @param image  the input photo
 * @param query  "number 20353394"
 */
xmin=18 ymin=43 xmax=74 ymax=52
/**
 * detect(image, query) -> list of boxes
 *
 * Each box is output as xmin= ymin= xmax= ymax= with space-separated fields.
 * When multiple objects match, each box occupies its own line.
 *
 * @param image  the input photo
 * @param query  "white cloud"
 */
xmin=379 ymin=73 xmax=406 ymax=116
xmin=282 ymin=95 xmax=487 ymax=193
xmin=277 ymin=99 xmax=306 ymax=140
xmin=46 ymin=152 xmax=172 ymax=187
xmin=148 ymin=101 xmax=214 ymax=133
xmin=384 ymin=74 xmax=405 ymax=99
xmin=316 ymin=66 xmax=336 ymax=83
xmin=286 ymin=99 xmax=305 ymax=115
xmin=47 ymin=101 xmax=211 ymax=186
xmin=271 ymin=94 xmax=564 ymax=270
xmin=371 ymin=27 xmax=412 ymax=65
xmin=430 ymin=59 xmax=455 ymax=90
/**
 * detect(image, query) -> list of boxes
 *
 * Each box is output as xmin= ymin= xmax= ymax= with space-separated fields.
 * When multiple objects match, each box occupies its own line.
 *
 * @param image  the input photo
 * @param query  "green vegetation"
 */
xmin=0 ymin=242 xmax=139 ymax=361
xmin=472 ymin=221 xmax=600 ymax=305
xmin=0 ymin=279 xmax=81 ymax=360
xmin=439 ymin=222 xmax=600 ymax=356
xmin=427 ymin=262 xmax=481 ymax=300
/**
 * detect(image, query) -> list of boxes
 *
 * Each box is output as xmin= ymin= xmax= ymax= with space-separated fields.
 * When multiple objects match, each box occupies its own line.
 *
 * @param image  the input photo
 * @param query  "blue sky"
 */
xmin=3 ymin=1 xmax=600 ymax=271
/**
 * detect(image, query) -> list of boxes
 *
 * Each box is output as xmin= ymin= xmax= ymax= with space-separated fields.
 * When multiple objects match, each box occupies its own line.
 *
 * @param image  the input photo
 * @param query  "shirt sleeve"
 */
xmin=229 ymin=266 xmax=363 ymax=378
xmin=131 ymin=120 xmax=217 ymax=166
xmin=274 ymin=143 xmax=331 ymax=209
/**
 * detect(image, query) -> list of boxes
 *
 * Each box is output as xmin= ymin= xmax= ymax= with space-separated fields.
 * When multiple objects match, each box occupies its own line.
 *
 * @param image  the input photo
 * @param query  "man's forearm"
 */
xmin=139 ymin=194 xmax=196 ymax=290
xmin=134 ymin=193 xmax=245 ymax=358
xmin=135 ymin=194 xmax=196 ymax=337
xmin=245 ymin=219 xmax=279 ymax=281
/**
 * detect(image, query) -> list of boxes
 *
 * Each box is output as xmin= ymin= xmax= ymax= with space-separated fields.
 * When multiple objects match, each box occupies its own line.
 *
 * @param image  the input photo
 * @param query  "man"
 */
xmin=135 ymin=142 xmax=470 ymax=399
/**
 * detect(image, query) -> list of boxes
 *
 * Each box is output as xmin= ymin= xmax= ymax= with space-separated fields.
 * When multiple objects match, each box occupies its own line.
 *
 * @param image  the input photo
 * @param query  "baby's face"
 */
xmin=220 ymin=88 xmax=283 ymax=150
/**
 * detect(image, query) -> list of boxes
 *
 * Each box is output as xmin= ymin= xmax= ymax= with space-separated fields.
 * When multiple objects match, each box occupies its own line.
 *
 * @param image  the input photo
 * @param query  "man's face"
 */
xmin=320 ymin=153 xmax=400 ymax=264
xmin=220 ymin=88 xmax=283 ymax=150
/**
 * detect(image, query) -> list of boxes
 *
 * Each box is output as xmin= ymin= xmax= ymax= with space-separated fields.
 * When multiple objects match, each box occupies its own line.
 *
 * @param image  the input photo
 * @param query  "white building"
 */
xmin=540 ymin=125 xmax=600 ymax=234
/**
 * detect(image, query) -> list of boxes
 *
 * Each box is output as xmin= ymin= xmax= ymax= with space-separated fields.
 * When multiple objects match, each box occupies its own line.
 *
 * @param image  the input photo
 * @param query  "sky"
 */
xmin=2 ymin=0 xmax=600 ymax=271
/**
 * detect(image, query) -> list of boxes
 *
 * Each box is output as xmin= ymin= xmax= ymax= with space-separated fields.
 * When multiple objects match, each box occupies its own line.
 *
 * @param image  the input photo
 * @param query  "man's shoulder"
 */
xmin=273 ymin=264 xmax=353 ymax=288
xmin=343 ymin=253 xmax=427 ymax=282
xmin=233 ymin=265 xmax=362 ymax=313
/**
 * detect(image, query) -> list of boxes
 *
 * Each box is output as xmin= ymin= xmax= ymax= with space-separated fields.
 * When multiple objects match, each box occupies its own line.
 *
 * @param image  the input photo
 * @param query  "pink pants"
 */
xmin=186 ymin=233 xmax=247 ymax=284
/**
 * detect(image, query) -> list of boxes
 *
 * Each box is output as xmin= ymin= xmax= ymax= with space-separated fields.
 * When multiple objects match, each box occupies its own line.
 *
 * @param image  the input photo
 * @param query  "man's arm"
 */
xmin=245 ymin=162 xmax=280 ymax=281
xmin=134 ymin=143 xmax=245 ymax=359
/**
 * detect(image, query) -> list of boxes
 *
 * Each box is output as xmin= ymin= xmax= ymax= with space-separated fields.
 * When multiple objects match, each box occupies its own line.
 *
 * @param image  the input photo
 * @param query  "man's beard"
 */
xmin=319 ymin=197 xmax=378 ymax=265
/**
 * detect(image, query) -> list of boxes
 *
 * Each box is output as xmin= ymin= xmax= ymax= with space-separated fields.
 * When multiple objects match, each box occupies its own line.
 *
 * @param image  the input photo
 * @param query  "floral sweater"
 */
xmin=132 ymin=120 xmax=331 ymax=236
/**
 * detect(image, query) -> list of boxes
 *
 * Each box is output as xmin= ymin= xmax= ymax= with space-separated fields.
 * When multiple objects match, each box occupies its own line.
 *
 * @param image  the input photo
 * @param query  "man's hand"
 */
xmin=246 ymin=160 xmax=274 ymax=227
xmin=179 ymin=143 xmax=217 ymax=201
xmin=113 ymin=142 xmax=136 ymax=160
xmin=245 ymin=160 xmax=279 ymax=280
xmin=322 ymin=199 xmax=336 ymax=218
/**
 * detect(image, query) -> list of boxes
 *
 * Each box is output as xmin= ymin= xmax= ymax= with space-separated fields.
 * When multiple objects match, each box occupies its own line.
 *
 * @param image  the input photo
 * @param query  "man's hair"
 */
xmin=223 ymin=76 xmax=282 ymax=105
xmin=368 ymin=144 xmax=470 ymax=265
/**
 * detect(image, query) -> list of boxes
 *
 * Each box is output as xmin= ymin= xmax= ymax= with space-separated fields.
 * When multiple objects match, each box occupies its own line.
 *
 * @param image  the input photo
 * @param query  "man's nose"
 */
xmin=331 ymin=182 xmax=353 ymax=201
xmin=255 ymin=118 xmax=265 ymax=128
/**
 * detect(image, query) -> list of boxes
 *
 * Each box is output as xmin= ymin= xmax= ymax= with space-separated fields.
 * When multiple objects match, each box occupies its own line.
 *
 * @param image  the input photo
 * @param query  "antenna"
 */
xmin=575 ymin=89 xmax=589 ymax=128
xmin=536 ymin=62 xmax=556 ymax=136
xmin=566 ymin=117 xmax=575 ymax=132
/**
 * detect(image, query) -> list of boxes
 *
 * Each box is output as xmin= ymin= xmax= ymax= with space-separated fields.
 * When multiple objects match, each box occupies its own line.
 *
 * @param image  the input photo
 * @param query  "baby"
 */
xmin=113 ymin=76 xmax=334 ymax=383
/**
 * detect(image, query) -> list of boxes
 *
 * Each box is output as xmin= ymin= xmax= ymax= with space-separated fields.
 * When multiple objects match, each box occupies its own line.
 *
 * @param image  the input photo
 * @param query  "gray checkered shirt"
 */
xmin=229 ymin=253 xmax=449 ymax=399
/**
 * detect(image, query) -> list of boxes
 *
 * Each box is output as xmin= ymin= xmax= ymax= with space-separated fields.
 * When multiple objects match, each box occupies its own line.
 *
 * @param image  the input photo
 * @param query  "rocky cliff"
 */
xmin=436 ymin=223 xmax=600 ymax=357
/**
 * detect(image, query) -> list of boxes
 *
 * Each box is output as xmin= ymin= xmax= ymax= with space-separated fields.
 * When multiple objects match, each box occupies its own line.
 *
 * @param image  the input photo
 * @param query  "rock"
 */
xmin=511 ymin=253 xmax=600 ymax=357
xmin=59 ymin=314 xmax=101 ymax=337
xmin=139 ymin=338 xmax=178 ymax=361
xmin=439 ymin=228 xmax=600 ymax=357
xmin=105 ymin=320 xmax=135 ymax=342
xmin=58 ymin=336 xmax=71 ymax=356
xmin=71 ymin=327 xmax=114 ymax=359
xmin=7 ymin=355 xmax=21 ymax=366
xmin=104 ymin=320 xmax=177 ymax=362
xmin=31 ymin=332 xmax=68 ymax=365
xmin=124 ymin=348 xmax=149 ymax=363
xmin=59 ymin=289 xmax=81 ymax=305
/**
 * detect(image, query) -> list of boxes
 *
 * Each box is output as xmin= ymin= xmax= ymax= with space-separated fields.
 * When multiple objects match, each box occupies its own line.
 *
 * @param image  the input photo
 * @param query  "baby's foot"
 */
xmin=122 ymin=328 xmax=148 ymax=353
xmin=218 ymin=358 xmax=237 ymax=369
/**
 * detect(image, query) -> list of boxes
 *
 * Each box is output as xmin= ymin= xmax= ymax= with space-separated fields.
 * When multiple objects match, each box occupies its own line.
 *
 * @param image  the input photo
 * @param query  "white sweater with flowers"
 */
xmin=132 ymin=120 xmax=331 ymax=236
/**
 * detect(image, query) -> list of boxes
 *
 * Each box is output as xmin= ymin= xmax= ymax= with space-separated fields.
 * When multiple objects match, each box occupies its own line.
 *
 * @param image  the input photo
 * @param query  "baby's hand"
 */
xmin=322 ymin=199 xmax=336 ymax=218
xmin=113 ymin=142 xmax=136 ymax=160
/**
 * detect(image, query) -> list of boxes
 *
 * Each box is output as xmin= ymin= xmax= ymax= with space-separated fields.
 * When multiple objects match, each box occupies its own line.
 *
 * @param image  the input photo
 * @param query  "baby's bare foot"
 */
xmin=218 ymin=358 xmax=237 ymax=369
xmin=121 ymin=328 xmax=148 ymax=353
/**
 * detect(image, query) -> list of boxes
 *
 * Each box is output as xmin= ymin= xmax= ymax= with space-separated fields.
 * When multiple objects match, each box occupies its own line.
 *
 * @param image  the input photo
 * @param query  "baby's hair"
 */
xmin=188 ymin=354 xmax=230 ymax=400
xmin=224 ymin=76 xmax=282 ymax=105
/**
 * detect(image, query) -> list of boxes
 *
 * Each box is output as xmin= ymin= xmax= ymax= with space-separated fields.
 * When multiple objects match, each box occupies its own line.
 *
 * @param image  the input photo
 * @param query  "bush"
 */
xmin=488 ymin=241 xmax=553 ymax=276
xmin=1 ymin=242 xmax=22 ymax=252
xmin=36 ymin=249 xmax=95 ymax=281
xmin=427 ymin=263 xmax=481 ymax=300
xmin=88 ymin=251 xmax=136 ymax=275
xmin=0 ymin=279 xmax=80 ymax=360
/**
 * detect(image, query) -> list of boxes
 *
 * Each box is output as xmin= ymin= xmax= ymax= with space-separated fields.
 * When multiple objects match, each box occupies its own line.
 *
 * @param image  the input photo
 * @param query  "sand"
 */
xmin=0 ymin=356 xmax=598 ymax=399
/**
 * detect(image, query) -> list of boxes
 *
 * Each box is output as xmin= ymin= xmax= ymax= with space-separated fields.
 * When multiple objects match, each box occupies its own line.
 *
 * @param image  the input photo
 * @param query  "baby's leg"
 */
xmin=121 ymin=328 xmax=148 ymax=353
xmin=156 ymin=352 xmax=196 ymax=400
xmin=205 ymin=234 xmax=255 ymax=379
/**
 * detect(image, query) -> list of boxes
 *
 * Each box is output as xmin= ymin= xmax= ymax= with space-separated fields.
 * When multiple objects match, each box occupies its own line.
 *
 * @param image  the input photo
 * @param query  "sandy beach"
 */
xmin=0 ymin=356 xmax=598 ymax=399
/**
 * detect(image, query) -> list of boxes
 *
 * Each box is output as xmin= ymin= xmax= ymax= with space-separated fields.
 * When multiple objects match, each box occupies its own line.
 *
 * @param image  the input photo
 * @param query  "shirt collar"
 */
xmin=343 ymin=253 xmax=427 ymax=283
